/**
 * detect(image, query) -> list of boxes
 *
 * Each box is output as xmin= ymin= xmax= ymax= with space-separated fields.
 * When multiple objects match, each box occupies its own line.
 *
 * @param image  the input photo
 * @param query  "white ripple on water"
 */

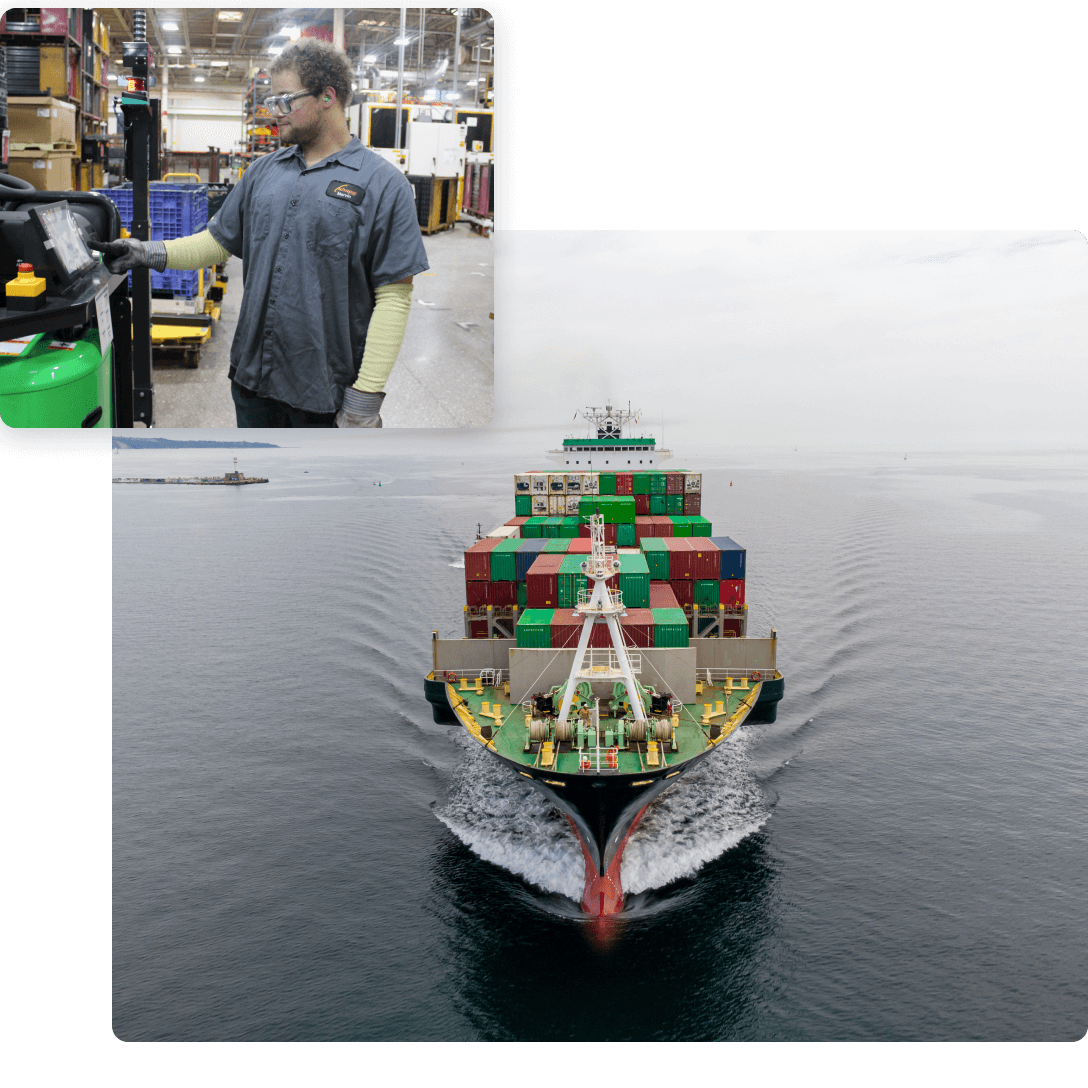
xmin=437 ymin=730 xmax=769 ymax=903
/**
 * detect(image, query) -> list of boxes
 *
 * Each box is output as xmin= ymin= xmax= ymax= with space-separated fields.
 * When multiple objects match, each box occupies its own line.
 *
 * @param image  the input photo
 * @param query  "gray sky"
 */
xmin=494 ymin=231 xmax=1087 ymax=448
xmin=77 ymin=229 xmax=1087 ymax=454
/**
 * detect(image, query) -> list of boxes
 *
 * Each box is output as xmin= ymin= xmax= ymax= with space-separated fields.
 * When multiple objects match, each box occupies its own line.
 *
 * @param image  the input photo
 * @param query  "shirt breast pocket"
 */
xmin=311 ymin=209 xmax=355 ymax=260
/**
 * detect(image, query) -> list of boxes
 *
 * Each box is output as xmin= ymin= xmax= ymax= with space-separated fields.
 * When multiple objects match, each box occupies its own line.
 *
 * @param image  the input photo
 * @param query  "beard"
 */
xmin=279 ymin=113 xmax=321 ymax=148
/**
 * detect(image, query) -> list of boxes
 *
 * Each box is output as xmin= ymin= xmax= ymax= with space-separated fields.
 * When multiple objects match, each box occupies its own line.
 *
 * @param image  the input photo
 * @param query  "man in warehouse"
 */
xmin=91 ymin=38 xmax=429 ymax=428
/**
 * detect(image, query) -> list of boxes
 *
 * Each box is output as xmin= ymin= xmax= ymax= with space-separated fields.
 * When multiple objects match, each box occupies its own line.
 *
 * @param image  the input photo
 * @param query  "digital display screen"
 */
xmin=29 ymin=202 xmax=96 ymax=285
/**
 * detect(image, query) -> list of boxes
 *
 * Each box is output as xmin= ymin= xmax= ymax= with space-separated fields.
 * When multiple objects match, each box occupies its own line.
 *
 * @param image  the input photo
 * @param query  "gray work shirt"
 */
xmin=208 ymin=137 xmax=429 ymax=414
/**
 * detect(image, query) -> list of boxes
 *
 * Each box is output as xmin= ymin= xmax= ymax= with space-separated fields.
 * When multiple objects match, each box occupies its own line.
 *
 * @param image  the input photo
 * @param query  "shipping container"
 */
xmin=489 ymin=580 xmax=518 ymax=606
xmin=615 ymin=552 xmax=650 ymax=608
xmin=548 ymin=473 xmax=567 ymax=493
xmin=670 ymin=578 xmax=694 ymax=607
xmin=514 ymin=473 xmax=531 ymax=493
xmin=669 ymin=516 xmax=693 ymax=537
xmin=547 ymin=494 xmax=565 ymax=517
xmin=652 ymin=607 xmax=690 ymax=647
xmin=582 ymin=473 xmax=600 ymax=495
xmin=526 ymin=553 xmax=564 ymax=608
xmin=557 ymin=553 xmax=588 ymax=609
xmin=589 ymin=620 xmax=614 ymax=648
xmin=516 ymin=609 xmax=555 ymax=648
xmin=616 ymin=522 xmax=636 ymax=547
xmin=521 ymin=516 xmax=546 ymax=538
xmin=615 ymin=472 xmax=633 ymax=495
xmin=531 ymin=496 xmax=548 ymax=516
xmin=648 ymin=494 xmax=667 ymax=515
xmin=652 ymin=515 xmax=673 ymax=537
xmin=634 ymin=516 xmax=654 ymax=543
xmin=470 ymin=619 xmax=489 ymax=639
xmin=530 ymin=473 xmax=549 ymax=494
xmin=693 ymin=579 xmax=720 ymax=609
xmin=560 ymin=516 xmax=581 ymax=538
xmin=517 ymin=581 xmax=527 ymax=608
xmin=665 ymin=493 xmax=684 ymax=515
xmin=505 ymin=516 xmax=529 ymax=528
xmin=666 ymin=473 xmax=685 ymax=495
xmin=565 ymin=473 xmax=584 ymax=494
xmin=465 ymin=578 xmax=489 ymax=607
xmin=683 ymin=494 xmax=701 ymax=516
xmin=690 ymin=539 xmax=720 ymax=580
xmin=514 ymin=493 xmax=532 ymax=516
xmin=650 ymin=471 xmax=667 ymax=495
xmin=710 ymin=536 xmax=746 ymax=580
xmin=689 ymin=515 xmax=712 ymax=537
xmin=543 ymin=538 xmax=572 ymax=554
xmin=640 ymin=537 xmax=671 ymax=580
xmin=541 ymin=516 xmax=563 ymax=538
xmin=635 ymin=493 xmax=651 ymax=516
xmin=465 ymin=536 xmax=501 ymax=580
xmin=619 ymin=607 xmax=655 ymax=647
xmin=488 ymin=536 xmax=524 ymax=580
xmin=487 ymin=524 xmax=519 ymax=539
xmin=720 ymin=578 xmax=745 ymax=607
xmin=599 ymin=473 xmax=616 ymax=495
xmin=605 ymin=496 xmax=636 ymax=524
xmin=515 ymin=537 xmax=549 ymax=579
xmin=664 ymin=537 xmax=695 ymax=580
xmin=567 ymin=538 xmax=591 ymax=553
xmin=684 ymin=472 xmax=702 ymax=493
xmin=649 ymin=582 xmax=680 ymax=609
xmin=565 ymin=495 xmax=581 ymax=516
xmin=633 ymin=472 xmax=652 ymax=495
xmin=550 ymin=609 xmax=583 ymax=648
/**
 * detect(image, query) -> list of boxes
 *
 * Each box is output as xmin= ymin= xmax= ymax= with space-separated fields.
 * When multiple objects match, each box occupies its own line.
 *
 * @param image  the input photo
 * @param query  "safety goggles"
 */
xmin=264 ymin=90 xmax=315 ymax=117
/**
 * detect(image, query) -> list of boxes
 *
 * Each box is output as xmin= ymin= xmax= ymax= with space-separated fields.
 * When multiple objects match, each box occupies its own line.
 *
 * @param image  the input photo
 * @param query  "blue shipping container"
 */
xmin=709 ymin=536 xmax=746 ymax=580
xmin=515 ymin=537 xmax=549 ymax=581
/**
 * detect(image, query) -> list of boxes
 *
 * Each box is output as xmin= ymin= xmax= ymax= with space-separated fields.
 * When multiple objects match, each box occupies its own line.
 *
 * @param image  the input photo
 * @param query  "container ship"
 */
xmin=424 ymin=405 xmax=784 ymax=917
xmin=113 ymin=457 xmax=268 ymax=485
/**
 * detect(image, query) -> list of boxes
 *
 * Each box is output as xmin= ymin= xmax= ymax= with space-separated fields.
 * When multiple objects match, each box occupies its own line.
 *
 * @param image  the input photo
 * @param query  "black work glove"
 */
xmin=336 ymin=387 xmax=385 ymax=428
xmin=88 ymin=238 xmax=168 ymax=274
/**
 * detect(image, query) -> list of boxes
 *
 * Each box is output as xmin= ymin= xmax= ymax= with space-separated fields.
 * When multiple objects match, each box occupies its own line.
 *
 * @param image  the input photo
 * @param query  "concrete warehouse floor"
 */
xmin=148 ymin=222 xmax=493 ymax=428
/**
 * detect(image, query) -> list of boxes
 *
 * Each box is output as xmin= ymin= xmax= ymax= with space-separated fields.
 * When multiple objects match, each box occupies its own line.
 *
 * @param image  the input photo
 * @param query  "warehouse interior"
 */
xmin=0 ymin=8 xmax=494 ymax=428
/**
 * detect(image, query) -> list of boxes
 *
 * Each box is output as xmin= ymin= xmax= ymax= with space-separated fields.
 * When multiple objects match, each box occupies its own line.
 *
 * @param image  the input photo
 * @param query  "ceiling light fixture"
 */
xmin=210 ymin=61 xmax=230 ymax=67
xmin=194 ymin=76 xmax=205 ymax=82
xmin=167 ymin=46 xmax=182 ymax=55
xmin=268 ymin=45 xmax=284 ymax=56
xmin=162 ymin=21 xmax=178 ymax=31
xmin=394 ymin=37 xmax=412 ymax=46
xmin=218 ymin=11 xmax=243 ymax=21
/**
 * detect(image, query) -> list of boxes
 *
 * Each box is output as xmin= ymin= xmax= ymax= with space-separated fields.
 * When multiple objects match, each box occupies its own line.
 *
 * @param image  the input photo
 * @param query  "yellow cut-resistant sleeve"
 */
xmin=352 ymin=280 xmax=414 ymax=393
xmin=163 ymin=229 xmax=232 ymax=270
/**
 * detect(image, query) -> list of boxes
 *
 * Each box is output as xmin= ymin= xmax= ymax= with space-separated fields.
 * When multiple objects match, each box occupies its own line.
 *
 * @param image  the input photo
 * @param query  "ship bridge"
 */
xmin=547 ymin=402 xmax=672 ymax=466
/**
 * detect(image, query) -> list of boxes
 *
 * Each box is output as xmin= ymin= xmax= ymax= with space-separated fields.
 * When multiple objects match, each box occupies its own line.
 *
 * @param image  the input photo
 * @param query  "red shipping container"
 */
xmin=465 ymin=536 xmax=500 ymax=581
xmin=465 ymin=579 xmax=489 ymax=607
xmin=489 ymin=580 xmax=518 ymax=607
xmin=567 ymin=538 xmax=591 ymax=553
xmin=615 ymin=473 xmax=633 ymax=495
xmin=720 ymin=578 xmax=746 ymax=607
xmin=671 ymin=578 xmax=694 ymax=606
xmin=666 ymin=473 xmax=685 ymax=494
xmin=470 ymin=620 xmax=489 ymax=639
xmin=721 ymin=618 xmax=743 ymax=637
xmin=690 ymin=539 xmax=720 ymax=580
xmin=684 ymin=494 xmax=701 ymax=516
xmin=577 ymin=523 xmax=617 ymax=544
xmin=634 ymin=516 xmax=654 ymax=543
xmin=550 ymin=610 xmax=584 ymax=648
xmin=526 ymin=554 xmax=564 ymax=608
xmin=506 ymin=516 xmax=529 ymax=527
xmin=664 ymin=537 xmax=695 ymax=580
xmin=652 ymin=516 xmax=673 ymax=537
xmin=634 ymin=493 xmax=650 ymax=516
xmin=589 ymin=619 xmax=613 ymax=648
xmin=620 ymin=608 xmax=654 ymax=647
xmin=650 ymin=582 xmax=680 ymax=609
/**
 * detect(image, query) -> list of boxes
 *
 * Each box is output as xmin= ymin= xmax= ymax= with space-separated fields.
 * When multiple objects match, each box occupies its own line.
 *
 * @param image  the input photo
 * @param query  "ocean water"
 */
xmin=112 ymin=441 xmax=1088 ymax=1042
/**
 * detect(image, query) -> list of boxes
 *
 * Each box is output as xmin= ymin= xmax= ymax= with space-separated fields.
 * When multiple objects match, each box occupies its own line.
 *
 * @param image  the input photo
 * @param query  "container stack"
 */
xmin=465 ymin=468 xmax=748 ymax=644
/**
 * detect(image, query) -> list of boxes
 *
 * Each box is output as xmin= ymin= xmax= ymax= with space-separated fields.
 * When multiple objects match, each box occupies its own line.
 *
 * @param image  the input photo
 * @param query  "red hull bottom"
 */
xmin=568 ymin=805 xmax=648 ymax=917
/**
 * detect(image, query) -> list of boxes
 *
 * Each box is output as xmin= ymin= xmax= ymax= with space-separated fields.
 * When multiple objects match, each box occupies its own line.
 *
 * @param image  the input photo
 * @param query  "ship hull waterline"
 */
xmin=428 ymin=674 xmax=767 ymax=917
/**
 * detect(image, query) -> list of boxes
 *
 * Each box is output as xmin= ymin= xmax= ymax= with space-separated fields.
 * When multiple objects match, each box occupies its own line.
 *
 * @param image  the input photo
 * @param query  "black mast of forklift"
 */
xmin=119 ymin=9 xmax=157 ymax=426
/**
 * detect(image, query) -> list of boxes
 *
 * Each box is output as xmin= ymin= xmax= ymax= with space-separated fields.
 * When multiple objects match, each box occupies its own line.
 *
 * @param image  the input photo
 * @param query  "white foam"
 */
xmin=448 ymin=559 xmax=465 ymax=569
xmin=438 ymin=732 xmax=769 ymax=903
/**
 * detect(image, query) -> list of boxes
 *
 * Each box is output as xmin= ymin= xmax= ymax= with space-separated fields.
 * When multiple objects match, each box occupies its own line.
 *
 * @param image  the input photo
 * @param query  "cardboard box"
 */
xmin=7 ymin=149 xmax=75 ymax=190
xmin=7 ymin=97 xmax=78 ymax=146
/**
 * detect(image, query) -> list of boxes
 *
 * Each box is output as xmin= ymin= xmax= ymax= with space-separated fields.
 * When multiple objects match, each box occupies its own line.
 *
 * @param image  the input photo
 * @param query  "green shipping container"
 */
xmin=616 ymin=552 xmax=650 ymax=608
xmin=560 ymin=517 xmax=581 ymax=538
xmin=578 ymin=496 xmax=600 ymax=517
xmin=517 ymin=581 xmax=527 ymax=607
xmin=516 ymin=609 xmax=555 ymax=647
xmin=616 ymin=522 xmax=636 ymax=547
xmin=670 ymin=516 xmax=692 ymax=537
xmin=543 ymin=517 xmax=564 ymax=538
xmin=649 ymin=494 xmax=668 ymax=515
xmin=665 ymin=493 xmax=685 ymax=515
xmin=514 ymin=493 xmax=532 ymax=516
xmin=604 ymin=496 xmax=636 ymax=524
xmin=640 ymin=537 xmax=671 ymax=580
xmin=522 ymin=516 xmax=546 ymax=538
xmin=694 ymin=579 xmax=720 ymax=609
xmin=689 ymin=515 xmax=712 ymax=536
xmin=543 ymin=538 xmax=572 ymax=553
xmin=652 ymin=607 xmax=690 ymax=647
xmin=633 ymin=472 xmax=652 ymax=495
xmin=558 ymin=553 xmax=588 ymax=609
xmin=649 ymin=471 xmax=667 ymax=494
xmin=599 ymin=473 xmax=617 ymax=495
xmin=489 ymin=537 xmax=524 ymax=580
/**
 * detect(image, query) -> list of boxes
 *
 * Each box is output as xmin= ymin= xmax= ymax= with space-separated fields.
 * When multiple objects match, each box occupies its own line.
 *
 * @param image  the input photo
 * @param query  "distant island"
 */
xmin=112 ymin=438 xmax=280 ymax=450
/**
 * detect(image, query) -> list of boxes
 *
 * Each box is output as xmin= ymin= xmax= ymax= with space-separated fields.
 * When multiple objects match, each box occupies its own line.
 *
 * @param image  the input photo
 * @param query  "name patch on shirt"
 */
xmin=326 ymin=180 xmax=364 ymax=205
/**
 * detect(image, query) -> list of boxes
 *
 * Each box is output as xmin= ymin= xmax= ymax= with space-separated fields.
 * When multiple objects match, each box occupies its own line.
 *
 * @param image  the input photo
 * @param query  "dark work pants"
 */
xmin=232 ymin=382 xmax=337 ymax=428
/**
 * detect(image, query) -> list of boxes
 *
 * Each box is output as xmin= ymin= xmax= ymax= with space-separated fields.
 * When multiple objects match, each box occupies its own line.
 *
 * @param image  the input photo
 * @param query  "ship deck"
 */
xmin=444 ymin=676 xmax=762 ymax=776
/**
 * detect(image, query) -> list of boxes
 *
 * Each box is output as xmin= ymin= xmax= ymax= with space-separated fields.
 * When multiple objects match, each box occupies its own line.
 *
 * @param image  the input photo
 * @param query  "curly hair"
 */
xmin=270 ymin=39 xmax=353 ymax=107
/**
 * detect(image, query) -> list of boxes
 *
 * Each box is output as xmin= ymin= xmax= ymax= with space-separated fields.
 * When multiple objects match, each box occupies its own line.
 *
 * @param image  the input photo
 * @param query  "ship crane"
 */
xmin=555 ymin=513 xmax=647 ymax=729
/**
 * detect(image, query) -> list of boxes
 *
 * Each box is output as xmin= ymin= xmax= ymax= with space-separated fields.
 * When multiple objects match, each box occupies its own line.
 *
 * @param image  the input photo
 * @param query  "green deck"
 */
xmin=447 ymin=679 xmax=759 ymax=775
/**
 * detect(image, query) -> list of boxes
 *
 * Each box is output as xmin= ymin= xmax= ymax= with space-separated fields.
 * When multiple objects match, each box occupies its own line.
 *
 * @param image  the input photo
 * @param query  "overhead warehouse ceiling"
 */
xmin=98 ymin=7 xmax=495 ymax=97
